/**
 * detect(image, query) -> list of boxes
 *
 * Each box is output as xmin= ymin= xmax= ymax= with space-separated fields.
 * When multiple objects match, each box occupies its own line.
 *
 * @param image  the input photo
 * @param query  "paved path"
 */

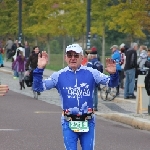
xmin=1 ymin=90 xmax=150 ymax=150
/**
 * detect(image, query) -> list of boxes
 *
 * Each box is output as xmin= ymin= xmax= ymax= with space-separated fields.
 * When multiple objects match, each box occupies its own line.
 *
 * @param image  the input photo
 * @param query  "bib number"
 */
xmin=69 ymin=121 xmax=89 ymax=132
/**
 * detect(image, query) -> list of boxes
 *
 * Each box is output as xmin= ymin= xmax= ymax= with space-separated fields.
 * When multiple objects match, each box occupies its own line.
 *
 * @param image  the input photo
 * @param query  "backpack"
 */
xmin=145 ymin=70 xmax=150 ymax=95
xmin=92 ymin=61 xmax=103 ymax=73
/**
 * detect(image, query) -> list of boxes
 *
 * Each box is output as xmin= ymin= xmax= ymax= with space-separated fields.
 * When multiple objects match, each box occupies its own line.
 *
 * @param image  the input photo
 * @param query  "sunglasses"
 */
xmin=66 ymin=53 xmax=80 ymax=58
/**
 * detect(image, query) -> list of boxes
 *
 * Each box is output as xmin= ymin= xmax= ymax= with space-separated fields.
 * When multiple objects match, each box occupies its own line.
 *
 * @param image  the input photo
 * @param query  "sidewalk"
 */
xmin=1 ymin=61 xmax=150 ymax=131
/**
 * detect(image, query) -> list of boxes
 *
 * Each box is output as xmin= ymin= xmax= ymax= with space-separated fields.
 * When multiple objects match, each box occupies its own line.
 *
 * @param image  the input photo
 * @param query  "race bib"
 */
xmin=69 ymin=121 xmax=89 ymax=132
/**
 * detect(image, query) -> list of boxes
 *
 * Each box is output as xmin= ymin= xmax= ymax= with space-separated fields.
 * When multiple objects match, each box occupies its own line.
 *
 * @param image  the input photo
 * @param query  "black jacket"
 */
xmin=25 ymin=51 xmax=40 ymax=70
xmin=124 ymin=48 xmax=137 ymax=71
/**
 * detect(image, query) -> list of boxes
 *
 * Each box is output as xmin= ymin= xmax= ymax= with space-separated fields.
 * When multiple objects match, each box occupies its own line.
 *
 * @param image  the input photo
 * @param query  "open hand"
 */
xmin=37 ymin=51 xmax=49 ymax=69
xmin=105 ymin=58 xmax=116 ymax=74
xmin=0 ymin=85 xmax=9 ymax=96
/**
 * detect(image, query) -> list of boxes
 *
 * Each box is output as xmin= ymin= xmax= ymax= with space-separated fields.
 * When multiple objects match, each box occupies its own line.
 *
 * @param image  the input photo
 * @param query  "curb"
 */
xmin=114 ymin=97 xmax=136 ymax=104
xmin=0 ymin=68 xmax=12 ymax=75
xmin=95 ymin=112 xmax=150 ymax=131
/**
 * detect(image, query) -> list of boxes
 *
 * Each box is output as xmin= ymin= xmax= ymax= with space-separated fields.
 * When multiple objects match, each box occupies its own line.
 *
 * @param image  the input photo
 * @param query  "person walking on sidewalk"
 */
xmin=25 ymin=46 xmax=41 ymax=95
xmin=124 ymin=42 xmax=138 ymax=99
xmin=0 ymin=40 xmax=4 ymax=67
xmin=13 ymin=49 xmax=26 ymax=90
xmin=0 ymin=47 xmax=4 ymax=67
xmin=32 ymin=43 xmax=118 ymax=150
xmin=5 ymin=38 xmax=13 ymax=61
xmin=24 ymin=41 xmax=30 ymax=60
xmin=11 ymin=40 xmax=19 ymax=60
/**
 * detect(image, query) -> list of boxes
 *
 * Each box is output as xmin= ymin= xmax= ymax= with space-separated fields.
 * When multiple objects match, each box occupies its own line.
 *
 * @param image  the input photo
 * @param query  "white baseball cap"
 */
xmin=66 ymin=44 xmax=83 ymax=55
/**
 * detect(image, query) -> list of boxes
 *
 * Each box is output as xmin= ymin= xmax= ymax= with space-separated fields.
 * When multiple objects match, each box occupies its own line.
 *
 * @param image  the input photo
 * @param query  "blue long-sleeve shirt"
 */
xmin=111 ymin=50 xmax=121 ymax=71
xmin=33 ymin=65 xmax=118 ymax=115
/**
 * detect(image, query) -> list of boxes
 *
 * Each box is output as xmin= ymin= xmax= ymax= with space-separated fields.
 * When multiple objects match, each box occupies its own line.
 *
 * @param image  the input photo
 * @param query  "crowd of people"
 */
xmin=118 ymin=43 xmax=150 ymax=99
xmin=81 ymin=42 xmax=150 ymax=101
xmin=1 ymin=38 xmax=150 ymax=99
xmin=0 ymin=38 xmax=42 ymax=92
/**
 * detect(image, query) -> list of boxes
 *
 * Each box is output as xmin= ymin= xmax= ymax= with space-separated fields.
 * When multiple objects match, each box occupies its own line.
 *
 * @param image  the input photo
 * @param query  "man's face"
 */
xmin=65 ymin=51 xmax=83 ymax=70
xmin=148 ymin=51 xmax=150 ymax=57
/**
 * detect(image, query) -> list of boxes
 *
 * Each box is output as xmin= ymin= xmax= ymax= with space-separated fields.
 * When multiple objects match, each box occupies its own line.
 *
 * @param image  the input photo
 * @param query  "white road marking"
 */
xmin=0 ymin=129 xmax=22 ymax=131
xmin=34 ymin=111 xmax=61 ymax=114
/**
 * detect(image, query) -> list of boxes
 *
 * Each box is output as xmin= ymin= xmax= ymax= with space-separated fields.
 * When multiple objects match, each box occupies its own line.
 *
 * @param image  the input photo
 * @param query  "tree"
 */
xmin=0 ymin=0 xmax=18 ymax=38
xmin=50 ymin=40 xmax=61 ymax=54
xmin=107 ymin=0 xmax=150 ymax=42
xmin=91 ymin=0 xmax=112 ymax=67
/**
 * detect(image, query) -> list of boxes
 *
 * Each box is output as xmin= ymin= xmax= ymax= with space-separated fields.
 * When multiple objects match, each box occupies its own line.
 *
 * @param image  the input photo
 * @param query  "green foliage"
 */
xmin=50 ymin=40 xmax=61 ymax=54
xmin=106 ymin=0 xmax=149 ymax=40
xmin=0 ymin=0 xmax=150 ymax=46
xmin=0 ymin=0 xmax=18 ymax=36
xmin=91 ymin=0 xmax=111 ymax=36
xmin=45 ymin=54 xmax=67 ymax=71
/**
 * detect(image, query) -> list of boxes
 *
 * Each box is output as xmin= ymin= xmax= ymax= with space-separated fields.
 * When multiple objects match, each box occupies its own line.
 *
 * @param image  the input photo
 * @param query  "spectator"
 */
xmin=25 ymin=46 xmax=41 ymax=95
xmin=25 ymin=46 xmax=40 ymax=74
xmin=137 ymin=45 xmax=148 ymax=74
xmin=0 ymin=47 xmax=4 ymax=67
xmin=0 ymin=40 xmax=4 ymax=67
xmin=124 ymin=42 xmax=138 ymax=99
xmin=13 ymin=42 xmax=25 ymax=61
xmin=12 ymin=57 xmax=18 ymax=79
xmin=110 ymin=45 xmax=121 ymax=96
xmin=134 ymin=45 xmax=148 ymax=91
xmin=24 ymin=41 xmax=30 ymax=59
xmin=5 ymin=38 xmax=13 ymax=60
xmin=119 ymin=43 xmax=128 ymax=89
xmin=145 ymin=49 xmax=150 ymax=69
xmin=87 ymin=46 xmax=103 ymax=111
xmin=13 ymin=50 xmax=26 ymax=90
xmin=11 ymin=40 xmax=19 ymax=59
xmin=12 ymin=43 xmax=25 ymax=79
xmin=81 ymin=50 xmax=88 ymax=66
xmin=144 ymin=49 xmax=150 ymax=96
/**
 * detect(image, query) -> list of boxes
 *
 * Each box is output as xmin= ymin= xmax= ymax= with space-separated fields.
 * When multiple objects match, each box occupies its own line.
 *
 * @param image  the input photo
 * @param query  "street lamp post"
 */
xmin=86 ymin=0 xmax=91 ymax=50
xmin=18 ymin=0 xmax=22 ymax=43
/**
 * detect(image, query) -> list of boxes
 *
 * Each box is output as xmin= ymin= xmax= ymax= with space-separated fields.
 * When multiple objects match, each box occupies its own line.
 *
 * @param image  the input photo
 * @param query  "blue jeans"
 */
xmin=62 ymin=120 xmax=95 ymax=150
xmin=0 ymin=54 xmax=3 ymax=65
xmin=93 ymin=86 xmax=98 ymax=109
xmin=14 ymin=70 xmax=19 ymax=77
xmin=124 ymin=68 xmax=135 ymax=98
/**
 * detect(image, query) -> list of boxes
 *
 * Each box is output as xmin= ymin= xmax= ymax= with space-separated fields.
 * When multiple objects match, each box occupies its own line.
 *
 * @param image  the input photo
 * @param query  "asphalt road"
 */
xmin=0 ymin=91 xmax=150 ymax=150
